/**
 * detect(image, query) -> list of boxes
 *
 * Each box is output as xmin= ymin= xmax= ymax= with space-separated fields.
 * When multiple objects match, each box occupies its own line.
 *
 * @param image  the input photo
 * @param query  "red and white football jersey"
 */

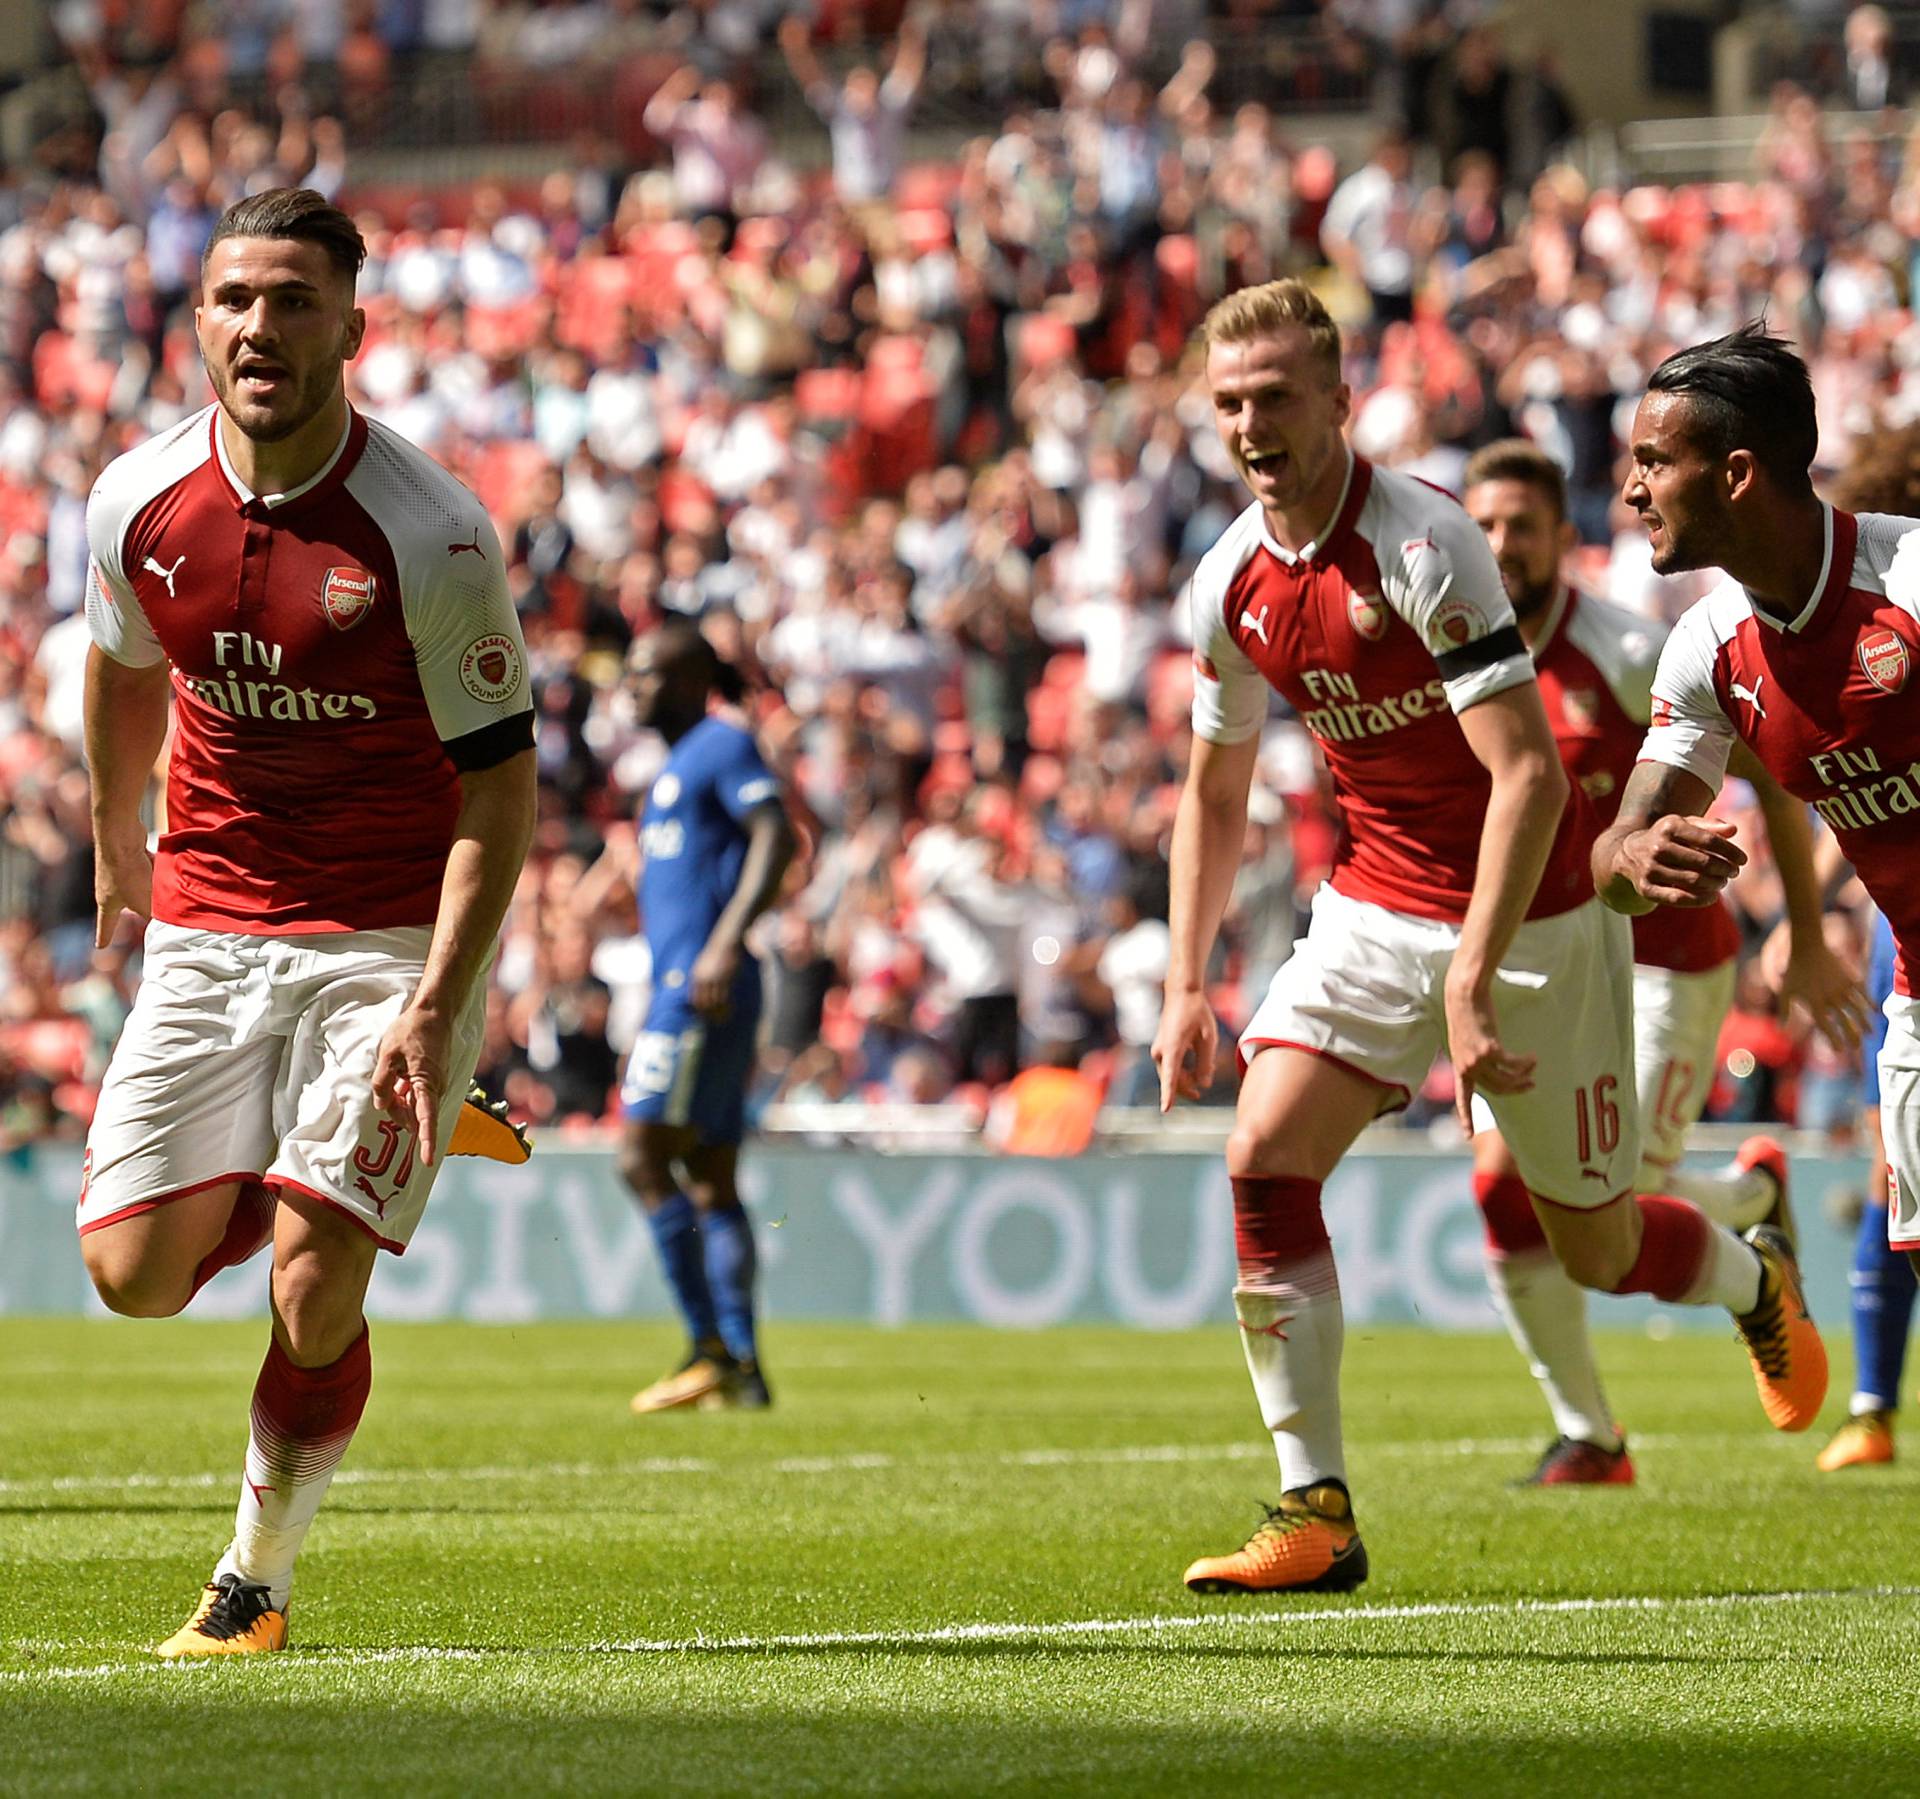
xmin=1190 ymin=454 xmax=1593 ymax=923
xmin=1642 ymin=504 xmax=1920 ymax=992
xmin=1530 ymin=584 xmax=1739 ymax=974
xmin=85 ymin=405 xmax=533 ymax=935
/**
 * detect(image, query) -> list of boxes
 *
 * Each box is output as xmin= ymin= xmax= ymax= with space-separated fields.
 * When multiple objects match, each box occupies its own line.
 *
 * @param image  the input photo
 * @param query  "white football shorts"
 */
xmin=1242 ymin=883 xmax=1639 ymax=1208
xmin=1877 ymin=993 xmax=1920 ymax=1254
xmin=1628 ymin=959 xmax=1736 ymax=1182
xmin=78 ymin=921 xmax=488 ymax=1253
xmin=1467 ymin=956 xmax=1734 ymax=1186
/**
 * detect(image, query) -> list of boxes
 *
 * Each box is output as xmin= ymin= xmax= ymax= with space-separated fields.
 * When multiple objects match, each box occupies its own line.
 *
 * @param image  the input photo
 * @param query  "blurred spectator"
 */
xmin=1843 ymin=5 xmax=1905 ymax=111
xmin=1321 ymin=122 xmax=1418 ymax=332
xmin=0 ymin=13 xmax=1892 ymax=1149
xmin=779 ymin=9 xmax=927 ymax=204
xmin=1090 ymin=863 xmax=1171 ymax=1109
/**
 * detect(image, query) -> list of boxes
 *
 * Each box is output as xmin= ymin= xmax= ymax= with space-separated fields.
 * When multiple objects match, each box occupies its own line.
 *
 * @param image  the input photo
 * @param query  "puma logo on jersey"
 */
xmin=142 ymin=553 xmax=185 ymax=598
xmin=447 ymin=527 xmax=484 ymax=559
xmin=1240 ymin=605 xmax=1272 ymax=645
xmin=1729 ymin=674 xmax=1766 ymax=718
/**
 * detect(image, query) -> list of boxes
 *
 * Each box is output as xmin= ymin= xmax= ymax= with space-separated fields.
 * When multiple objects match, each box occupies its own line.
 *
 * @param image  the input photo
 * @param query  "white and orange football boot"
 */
xmin=154 ymin=1574 xmax=288 ymax=1658
xmin=1183 ymin=1482 xmax=1369 ymax=1595
xmin=1734 ymin=1226 xmax=1828 ymax=1432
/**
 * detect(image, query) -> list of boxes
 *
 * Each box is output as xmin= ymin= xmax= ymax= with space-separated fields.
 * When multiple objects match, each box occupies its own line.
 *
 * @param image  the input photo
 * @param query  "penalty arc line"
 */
xmin=5 ymin=1586 xmax=1919 ymax=1682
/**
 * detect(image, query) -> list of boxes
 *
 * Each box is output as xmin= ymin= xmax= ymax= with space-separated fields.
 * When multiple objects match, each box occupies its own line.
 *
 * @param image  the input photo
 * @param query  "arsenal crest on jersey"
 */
xmin=321 ymin=566 xmax=376 ymax=631
xmin=1857 ymin=624 xmax=1911 ymax=695
xmin=1348 ymin=591 xmax=1388 ymax=642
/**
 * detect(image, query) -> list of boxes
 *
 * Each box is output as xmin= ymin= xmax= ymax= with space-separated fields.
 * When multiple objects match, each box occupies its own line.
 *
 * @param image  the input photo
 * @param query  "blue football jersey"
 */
xmin=638 ymin=716 xmax=781 ymax=987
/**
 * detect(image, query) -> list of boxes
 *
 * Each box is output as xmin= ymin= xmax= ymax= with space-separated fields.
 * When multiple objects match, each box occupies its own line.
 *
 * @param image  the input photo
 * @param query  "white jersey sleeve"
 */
xmin=1638 ymin=596 xmax=1737 ymax=794
xmin=1370 ymin=475 xmax=1533 ymax=713
xmin=82 ymin=414 xmax=215 ymax=670
xmin=346 ymin=419 xmax=533 ymax=747
xmin=1187 ymin=506 xmax=1269 ymax=745
xmin=83 ymin=552 xmax=163 ymax=669
xmin=1564 ymin=591 xmax=1666 ymax=727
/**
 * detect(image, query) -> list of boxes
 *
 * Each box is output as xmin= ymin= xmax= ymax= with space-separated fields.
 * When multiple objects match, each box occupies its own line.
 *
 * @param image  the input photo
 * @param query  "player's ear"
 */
xmin=1330 ymin=381 xmax=1353 ymax=429
xmin=1557 ymin=516 xmax=1578 ymax=557
xmin=344 ymin=305 xmax=367 ymax=360
xmin=1724 ymin=447 xmax=1758 ymax=505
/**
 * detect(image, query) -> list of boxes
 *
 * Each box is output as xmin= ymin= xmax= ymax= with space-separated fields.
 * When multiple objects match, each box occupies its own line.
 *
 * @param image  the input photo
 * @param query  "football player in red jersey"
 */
xmin=1603 ymin=325 xmax=1920 ymax=1341
xmin=1154 ymin=283 xmax=1827 ymax=1598
xmin=79 ymin=190 xmax=537 ymax=1655
xmin=1461 ymin=439 xmax=1864 ymax=1486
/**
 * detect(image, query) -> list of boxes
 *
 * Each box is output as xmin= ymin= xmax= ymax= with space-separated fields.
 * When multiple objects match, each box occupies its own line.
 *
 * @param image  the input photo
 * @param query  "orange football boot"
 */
xmin=631 ymin=1349 xmax=737 ymax=1415
xmin=154 ymin=1575 xmax=288 ymax=1658
xmin=1817 ymin=1409 xmax=1895 ymax=1472
xmin=1734 ymin=1226 xmax=1828 ymax=1432
xmin=447 ymin=1082 xmax=532 ymax=1164
xmin=1183 ymin=1483 xmax=1369 ymax=1595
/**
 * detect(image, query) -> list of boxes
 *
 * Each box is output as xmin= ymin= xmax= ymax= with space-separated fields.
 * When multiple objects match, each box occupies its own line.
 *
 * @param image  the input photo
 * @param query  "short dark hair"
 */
xmin=1646 ymin=324 xmax=1818 ymax=493
xmin=202 ymin=187 xmax=366 ymax=284
xmin=655 ymin=615 xmax=748 ymax=704
xmin=1462 ymin=438 xmax=1568 ymax=519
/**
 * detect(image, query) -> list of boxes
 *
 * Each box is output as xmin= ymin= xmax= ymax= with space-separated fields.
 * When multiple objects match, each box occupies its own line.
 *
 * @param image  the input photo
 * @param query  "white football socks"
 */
xmin=1484 ymin=1247 xmax=1621 ymax=1451
xmin=1235 ymin=1247 xmax=1347 ymax=1493
xmin=1684 ymin=1221 xmax=1765 ymax=1314
xmin=1649 ymin=1161 xmax=1774 ymax=1232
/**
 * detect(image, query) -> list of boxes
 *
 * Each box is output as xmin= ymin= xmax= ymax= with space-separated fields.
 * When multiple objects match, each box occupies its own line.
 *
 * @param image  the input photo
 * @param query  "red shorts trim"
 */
xmin=1891 ymin=1236 xmax=1920 ymax=1254
xmin=1235 ymin=1037 xmax=1411 ymax=1114
xmin=77 ymin=1169 xmax=262 ymax=1238
xmin=266 ymin=1175 xmax=406 ymax=1255
xmin=1529 ymin=1186 xmax=1631 ymax=1217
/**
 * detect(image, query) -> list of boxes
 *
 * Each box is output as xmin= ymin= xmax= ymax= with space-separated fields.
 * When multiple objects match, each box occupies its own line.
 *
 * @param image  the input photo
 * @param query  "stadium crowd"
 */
xmin=0 ymin=2 xmax=1907 ymax=1146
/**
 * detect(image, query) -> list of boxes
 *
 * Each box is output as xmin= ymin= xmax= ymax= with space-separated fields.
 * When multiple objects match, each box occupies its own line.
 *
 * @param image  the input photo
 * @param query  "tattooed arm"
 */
xmin=1592 ymin=758 xmax=1745 ymax=915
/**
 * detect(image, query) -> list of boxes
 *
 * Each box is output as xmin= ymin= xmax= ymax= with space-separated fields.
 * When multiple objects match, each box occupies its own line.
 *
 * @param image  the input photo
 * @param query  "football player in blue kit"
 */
xmin=1818 ymin=908 xmax=1913 ymax=1468
xmin=620 ymin=619 xmax=796 ymax=1413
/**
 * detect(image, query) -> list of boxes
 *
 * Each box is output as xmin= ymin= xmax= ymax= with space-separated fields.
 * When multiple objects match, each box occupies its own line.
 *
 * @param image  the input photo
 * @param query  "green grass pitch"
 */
xmin=2 ymin=1316 xmax=1916 ymax=1794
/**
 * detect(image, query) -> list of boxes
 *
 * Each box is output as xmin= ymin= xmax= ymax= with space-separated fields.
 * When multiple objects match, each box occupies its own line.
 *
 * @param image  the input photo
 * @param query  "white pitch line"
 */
xmin=4 ymin=1586 xmax=1916 ymax=1684
xmin=0 ymin=1431 xmax=1756 ymax=1501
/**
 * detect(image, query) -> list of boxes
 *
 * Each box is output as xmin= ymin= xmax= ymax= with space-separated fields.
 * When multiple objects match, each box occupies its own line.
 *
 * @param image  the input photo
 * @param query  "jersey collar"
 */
xmin=1525 ymin=580 xmax=1573 ymax=659
xmin=1257 ymin=450 xmax=1371 ymax=566
xmin=209 ymin=406 xmax=363 ymax=512
xmin=1746 ymin=503 xmax=1851 ymax=636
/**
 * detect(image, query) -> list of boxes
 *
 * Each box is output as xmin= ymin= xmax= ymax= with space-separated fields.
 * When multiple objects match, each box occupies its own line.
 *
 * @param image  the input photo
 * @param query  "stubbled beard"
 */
xmin=1507 ymin=573 xmax=1558 ymax=620
xmin=205 ymin=326 xmax=349 ymax=443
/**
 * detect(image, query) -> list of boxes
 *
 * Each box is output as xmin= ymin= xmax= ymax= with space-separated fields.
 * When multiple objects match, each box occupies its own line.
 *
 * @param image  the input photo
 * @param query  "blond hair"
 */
xmin=1200 ymin=279 xmax=1343 ymax=381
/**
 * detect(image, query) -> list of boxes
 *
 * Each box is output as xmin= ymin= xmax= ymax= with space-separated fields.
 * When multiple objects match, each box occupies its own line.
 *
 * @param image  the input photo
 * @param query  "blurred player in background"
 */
xmin=1460 ymin=439 xmax=1861 ymax=1485
xmin=78 ymin=189 xmax=537 ymax=1655
xmin=1601 ymin=328 xmax=1920 ymax=1453
xmin=620 ymin=619 xmax=796 ymax=1413
xmin=1154 ymin=281 xmax=1824 ymax=1600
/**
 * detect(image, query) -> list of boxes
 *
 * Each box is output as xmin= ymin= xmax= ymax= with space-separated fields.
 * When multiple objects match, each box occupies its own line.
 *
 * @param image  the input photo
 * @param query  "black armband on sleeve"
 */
xmin=443 ymin=709 xmax=535 ymax=772
xmin=1435 ymin=625 xmax=1526 ymax=681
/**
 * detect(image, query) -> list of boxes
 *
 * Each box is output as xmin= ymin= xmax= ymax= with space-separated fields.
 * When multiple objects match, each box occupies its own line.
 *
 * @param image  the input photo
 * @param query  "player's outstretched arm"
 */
xmin=1152 ymin=731 xmax=1258 ymax=1112
xmin=690 ymin=800 xmax=798 ymax=1017
xmin=1592 ymin=759 xmax=1742 ymax=916
xmin=84 ymin=646 xmax=169 ymax=947
xmin=372 ymin=746 xmax=536 ymax=1166
xmin=1739 ymin=747 xmax=1871 ymax=1050
xmin=1447 ymin=683 xmax=1569 ymax=1127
